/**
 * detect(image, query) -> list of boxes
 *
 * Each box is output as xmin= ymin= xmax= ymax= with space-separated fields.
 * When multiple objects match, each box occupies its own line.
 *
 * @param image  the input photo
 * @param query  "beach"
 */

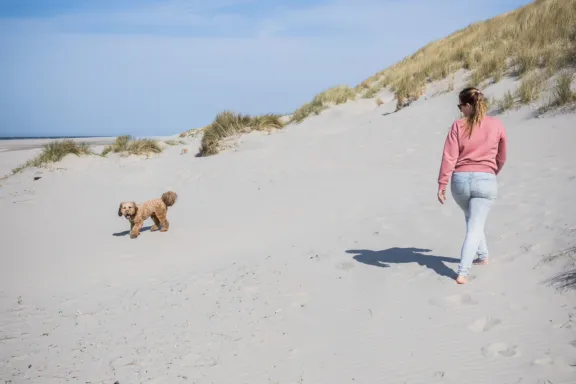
xmin=1 ymin=72 xmax=576 ymax=383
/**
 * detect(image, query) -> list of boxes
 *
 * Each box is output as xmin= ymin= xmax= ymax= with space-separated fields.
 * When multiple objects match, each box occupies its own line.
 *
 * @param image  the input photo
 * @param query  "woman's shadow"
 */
xmin=346 ymin=247 xmax=459 ymax=279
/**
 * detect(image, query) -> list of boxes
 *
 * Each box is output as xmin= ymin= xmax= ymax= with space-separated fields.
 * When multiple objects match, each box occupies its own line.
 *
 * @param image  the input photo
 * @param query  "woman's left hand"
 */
xmin=437 ymin=188 xmax=446 ymax=204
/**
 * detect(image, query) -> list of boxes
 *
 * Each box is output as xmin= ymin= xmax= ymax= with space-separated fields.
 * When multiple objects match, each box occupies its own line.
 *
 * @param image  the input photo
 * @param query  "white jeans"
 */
xmin=450 ymin=172 xmax=498 ymax=276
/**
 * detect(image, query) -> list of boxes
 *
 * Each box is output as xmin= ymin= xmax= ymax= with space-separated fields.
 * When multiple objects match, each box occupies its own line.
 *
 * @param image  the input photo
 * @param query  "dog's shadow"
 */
xmin=113 ymin=226 xmax=152 ymax=237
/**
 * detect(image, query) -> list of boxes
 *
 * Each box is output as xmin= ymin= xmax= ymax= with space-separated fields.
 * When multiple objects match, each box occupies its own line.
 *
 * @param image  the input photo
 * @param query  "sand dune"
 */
xmin=1 ymin=72 xmax=576 ymax=383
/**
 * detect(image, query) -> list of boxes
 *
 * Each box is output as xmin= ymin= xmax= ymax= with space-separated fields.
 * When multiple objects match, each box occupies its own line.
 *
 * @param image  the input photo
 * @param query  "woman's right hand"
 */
xmin=437 ymin=188 xmax=447 ymax=204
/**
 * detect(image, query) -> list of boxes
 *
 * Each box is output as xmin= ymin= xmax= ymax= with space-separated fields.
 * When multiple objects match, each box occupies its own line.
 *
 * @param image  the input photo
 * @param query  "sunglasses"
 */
xmin=457 ymin=103 xmax=467 ymax=109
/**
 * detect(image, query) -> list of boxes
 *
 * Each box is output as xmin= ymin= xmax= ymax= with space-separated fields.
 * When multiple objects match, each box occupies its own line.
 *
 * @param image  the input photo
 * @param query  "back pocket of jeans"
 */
xmin=476 ymin=179 xmax=498 ymax=199
xmin=451 ymin=179 xmax=469 ymax=196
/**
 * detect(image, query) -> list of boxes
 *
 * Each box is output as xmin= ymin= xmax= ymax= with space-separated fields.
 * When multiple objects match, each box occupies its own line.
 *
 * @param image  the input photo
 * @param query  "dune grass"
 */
xmin=164 ymin=139 xmax=186 ymax=146
xmin=290 ymin=99 xmax=327 ymax=124
xmin=102 ymin=135 xmax=162 ymax=156
xmin=516 ymin=71 xmax=548 ymax=104
xmin=198 ymin=111 xmax=284 ymax=156
xmin=184 ymin=0 xmax=575 ymax=155
xmin=179 ymin=127 xmax=207 ymax=138
xmin=101 ymin=135 xmax=130 ymax=155
xmin=250 ymin=114 xmax=285 ymax=131
xmin=551 ymin=71 xmax=576 ymax=105
xmin=125 ymin=138 xmax=163 ymax=155
xmin=497 ymin=91 xmax=516 ymax=112
xmin=547 ymin=269 xmax=576 ymax=291
xmin=484 ymin=95 xmax=494 ymax=110
xmin=314 ymin=85 xmax=356 ymax=104
xmin=361 ymin=78 xmax=388 ymax=99
xmin=290 ymin=85 xmax=356 ymax=124
xmin=12 ymin=140 xmax=93 ymax=174
xmin=537 ymin=71 xmax=576 ymax=113
xmin=348 ymin=0 xmax=576 ymax=111
xmin=542 ymin=246 xmax=576 ymax=291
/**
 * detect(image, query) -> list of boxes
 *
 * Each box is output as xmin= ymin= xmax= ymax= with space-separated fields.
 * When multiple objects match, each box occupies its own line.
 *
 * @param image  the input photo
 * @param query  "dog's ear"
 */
xmin=131 ymin=202 xmax=138 ymax=215
xmin=118 ymin=203 xmax=123 ymax=217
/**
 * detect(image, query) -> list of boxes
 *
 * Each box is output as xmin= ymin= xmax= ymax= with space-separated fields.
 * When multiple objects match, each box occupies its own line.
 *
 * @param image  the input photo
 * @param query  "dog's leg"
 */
xmin=130 ymin=220 xmax=144 ymax=239
xmin=157 ymin=209 xmax=169 ymax=232
xmin=151 ymin=214 xmax=160 ymax=231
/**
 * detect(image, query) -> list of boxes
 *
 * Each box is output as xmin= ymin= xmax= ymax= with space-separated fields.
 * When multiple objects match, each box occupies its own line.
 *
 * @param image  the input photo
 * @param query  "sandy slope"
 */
xmin=1 ymin=75 xmax=576 ymax=384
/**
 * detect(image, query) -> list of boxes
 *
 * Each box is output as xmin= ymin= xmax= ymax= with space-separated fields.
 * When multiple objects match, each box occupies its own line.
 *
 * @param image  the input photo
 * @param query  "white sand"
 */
xmin=1 ymin=74 xmax=576 ymax=384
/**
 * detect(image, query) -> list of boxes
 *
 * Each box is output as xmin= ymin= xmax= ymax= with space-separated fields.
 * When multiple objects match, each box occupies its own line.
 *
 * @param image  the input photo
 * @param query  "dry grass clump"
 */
xmin=483 ymin=95 xmax=494 ymax=110
xmin=497 ymin=91 xmax=516 ymax=111
xmin=537 ymin=71 xmax=576 ymax=113
xmin=102 ymin=135 xmax=162 ymax=156
xmin=551 ymin=71 xmax=576 ymax=105
xmin=102 ymin=134 xmax=130 ymax=155
xmin=392 ymin=74 xmax=426 ymax=111
xmin=426 ymin=60 xmax=460 ymax=82
xmin=313 ymin=85 xmax=356 ymax=104
xmin=546 ymin=269 xmax=576 ymax=291
xmin=198 ymin=111 xmax=283 ymax=156
xmin=362 ymin=78 xmax=388 ymax=99
xmin=541 ymin=246 xmax=576 ymax=291
xmin=164 ymin=140 xmax=186 ymax=146
xmin=467 ymin=71 xmax=484 ymax=88
xmin=290 ymin=99 xmax=327 ymax=124
xmin=126 ymin=138 xmax=162 ymax=155
xmin=362 ymin=86 xmax=380 ymax=99
xmin=516 ymin=71 xmax=548 ymax=104
xmin=355 ymin=80 xmax=373 ymax=93
xmin=250 ymin=114 xmax=285 ymax=131
xmin=290 ymin=85 xmax=356 ymax=123
xmin=354 ymin=0 xmax=576 ymax=111
xmin=12 ymin=161 xmax=37 ymax=175
xmin=12 ymin=140 xmax=93 ymax=174
xmin=474 ymin=51 xmax=509 ymax=85
xmin=179 ymin=127 xmax=207 ymax=138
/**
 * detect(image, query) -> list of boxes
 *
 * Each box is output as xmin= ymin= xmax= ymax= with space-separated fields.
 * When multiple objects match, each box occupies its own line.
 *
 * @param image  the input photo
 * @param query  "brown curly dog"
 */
xmin=118 ymin=191 xmax=178 ymax=239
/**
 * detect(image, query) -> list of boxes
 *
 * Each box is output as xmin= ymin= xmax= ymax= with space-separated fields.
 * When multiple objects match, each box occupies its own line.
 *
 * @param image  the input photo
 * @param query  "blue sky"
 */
xmin=0 ymin=0 xmax=532 ymax=137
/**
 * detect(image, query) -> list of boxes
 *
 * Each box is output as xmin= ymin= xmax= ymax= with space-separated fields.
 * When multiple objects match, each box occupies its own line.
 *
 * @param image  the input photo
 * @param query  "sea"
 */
xmin=0 ymin=136 xmax=109 ymax=140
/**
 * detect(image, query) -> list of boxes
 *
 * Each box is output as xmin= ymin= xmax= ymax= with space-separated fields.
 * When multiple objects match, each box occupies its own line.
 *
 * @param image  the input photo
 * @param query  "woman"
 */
xmin=437 ymin=87 xmax=508 ymax=284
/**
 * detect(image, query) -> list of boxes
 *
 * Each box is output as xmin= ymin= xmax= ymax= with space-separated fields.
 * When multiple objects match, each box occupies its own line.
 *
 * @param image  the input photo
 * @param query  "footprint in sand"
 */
xmin=531 ymin=355 xmax=576 ymax=367
xmin=430 ymin=293 xmax=477 ymax=308
xmin=481 ymin=342 xmax=518 ymax=358
xmin=468 ymin=316 xmax=502 ymax=332
xmin=531 ymin=356 xmax=554 ymax=366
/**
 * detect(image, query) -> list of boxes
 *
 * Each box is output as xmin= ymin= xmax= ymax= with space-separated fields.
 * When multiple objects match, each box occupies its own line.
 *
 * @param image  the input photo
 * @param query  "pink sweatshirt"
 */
xmin=438 ymin=115 xmax=507 ymax=189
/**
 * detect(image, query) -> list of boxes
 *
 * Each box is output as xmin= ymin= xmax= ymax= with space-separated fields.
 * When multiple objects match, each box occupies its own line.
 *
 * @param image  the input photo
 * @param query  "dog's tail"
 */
xmin=161 ymin=191 xmax=178 ymax=207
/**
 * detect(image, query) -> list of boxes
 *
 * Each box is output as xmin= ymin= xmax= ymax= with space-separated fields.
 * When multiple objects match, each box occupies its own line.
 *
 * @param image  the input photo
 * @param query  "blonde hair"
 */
xmin=459 ymin=87 xmax=488 ymax=138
